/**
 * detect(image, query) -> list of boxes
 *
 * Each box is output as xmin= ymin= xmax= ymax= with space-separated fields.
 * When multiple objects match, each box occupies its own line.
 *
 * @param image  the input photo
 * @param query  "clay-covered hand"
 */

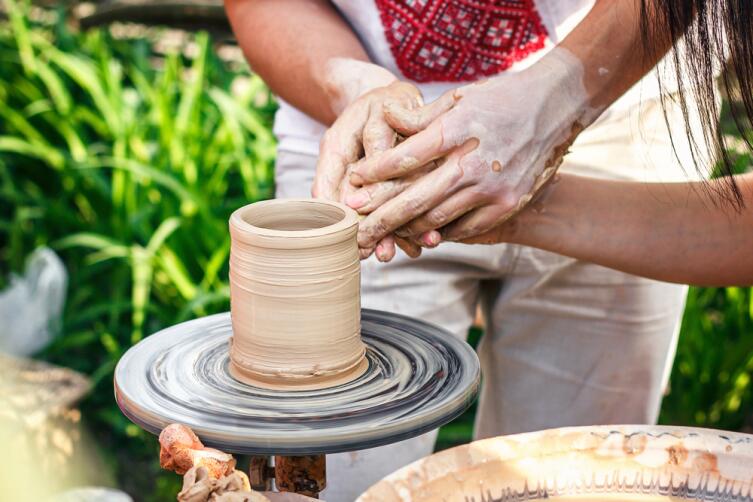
xmin=313 ymin=58 xmax=424 ymax=261
xmin=346 ymin=48 xmax=599 ymax=252
xmin=313 ymin=58 xmax=423 ymax=201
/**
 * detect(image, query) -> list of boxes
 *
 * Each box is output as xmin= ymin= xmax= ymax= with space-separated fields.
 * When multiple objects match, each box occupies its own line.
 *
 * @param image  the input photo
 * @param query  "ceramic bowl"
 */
xmin=358 ymin=425 xmax=753 ymax=501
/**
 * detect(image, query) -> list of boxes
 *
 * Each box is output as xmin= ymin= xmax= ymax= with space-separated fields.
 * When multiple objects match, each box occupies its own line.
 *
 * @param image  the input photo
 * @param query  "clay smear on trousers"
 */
xmin=228 ymin=198 xmax=367 ymax=390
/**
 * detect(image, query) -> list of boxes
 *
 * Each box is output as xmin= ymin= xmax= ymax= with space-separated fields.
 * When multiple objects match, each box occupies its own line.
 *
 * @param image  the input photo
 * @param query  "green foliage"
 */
xmin=0 ymin=1 xmax=276 ymax=498
xmin=660 ymin=287 xmax=753 ymax=430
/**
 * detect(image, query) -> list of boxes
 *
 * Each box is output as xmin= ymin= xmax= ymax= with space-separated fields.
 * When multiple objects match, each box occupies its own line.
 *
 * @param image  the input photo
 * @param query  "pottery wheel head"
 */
xmin=114 ymin=309 xmax=480 ymax=455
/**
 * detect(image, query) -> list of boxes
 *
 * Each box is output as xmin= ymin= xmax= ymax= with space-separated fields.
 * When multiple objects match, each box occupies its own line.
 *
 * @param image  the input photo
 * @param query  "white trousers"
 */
xmin=274 ymin=96 xmax=698 ymax=501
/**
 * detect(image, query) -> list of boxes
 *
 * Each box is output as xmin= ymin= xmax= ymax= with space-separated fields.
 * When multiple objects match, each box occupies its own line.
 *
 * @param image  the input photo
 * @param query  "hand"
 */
xmin=345 ymin=48 xmax=600 ymax=253
xmin=313 ymin=59 xmax=423 ymax=200
xmin=313 ymin=58 xmax=424 ymax=260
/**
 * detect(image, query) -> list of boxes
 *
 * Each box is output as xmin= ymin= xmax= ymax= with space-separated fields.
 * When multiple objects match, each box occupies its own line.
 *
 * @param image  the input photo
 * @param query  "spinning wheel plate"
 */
xmin=115 ymin=309 xmax=480 ymax=454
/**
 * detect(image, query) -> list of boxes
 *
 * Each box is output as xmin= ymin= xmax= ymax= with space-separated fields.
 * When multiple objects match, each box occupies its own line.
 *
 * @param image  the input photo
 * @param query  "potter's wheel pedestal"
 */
xmin=114 ymin=309 xmax=480 ymax=498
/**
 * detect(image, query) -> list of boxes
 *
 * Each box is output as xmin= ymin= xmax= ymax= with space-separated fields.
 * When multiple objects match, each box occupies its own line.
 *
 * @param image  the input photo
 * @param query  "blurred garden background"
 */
xmin=0 ymin=1 xmax=751 ymax=500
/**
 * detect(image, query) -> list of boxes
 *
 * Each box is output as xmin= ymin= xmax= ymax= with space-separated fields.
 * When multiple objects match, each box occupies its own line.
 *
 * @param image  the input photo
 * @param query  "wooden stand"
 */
xmin=249 ymin=454 xmax=326 ymax=499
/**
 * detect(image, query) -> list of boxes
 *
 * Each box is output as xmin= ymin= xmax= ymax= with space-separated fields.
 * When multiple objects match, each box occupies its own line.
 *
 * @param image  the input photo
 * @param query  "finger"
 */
xmin=384 ymin=88 xmax=460 ymax=136
xmin=356 ymin=161 xmax=464 ymax=248
xmin=362 ymin=111 xmax=396 ymax=157
xmin=363 ymin=82 xmax=421 ymax=157
xmin=337 ymin=163 xmax=361 ymax=204
xmin=395 ymin=236 xmax=422 ymax=258
xmin=350 ymin=179 xmax=396 ymax=262
xmin=345 ymin=163 xmax=435 ymax=214
xmin=359 ymin=246 xmax=375 ymax=260
xmin=313 ymin=105 xmax=368 ymax=200
xmin=374 ymin=234 xmax=396 ymax=262
xmin=350 ymin=119 xmax=454 ymax=186
xmin=417 ymin=230 xmax=442 ymax=248
xmin=397 ymin=188 xmax=482 ymax=236
xmin=345 ymin=179 xmax=406 ymax=214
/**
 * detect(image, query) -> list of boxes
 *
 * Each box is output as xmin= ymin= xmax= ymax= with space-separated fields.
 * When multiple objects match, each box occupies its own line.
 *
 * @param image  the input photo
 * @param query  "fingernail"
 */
xmin=350 ymin=171 xmax=365 ymax=186
xmin=345 ymin=191 xmax=370 ymax=209
xmin=376 ymin=244 xmax=386 ymax=261
xmin=423 ymin=231 xmax=440 ymax=247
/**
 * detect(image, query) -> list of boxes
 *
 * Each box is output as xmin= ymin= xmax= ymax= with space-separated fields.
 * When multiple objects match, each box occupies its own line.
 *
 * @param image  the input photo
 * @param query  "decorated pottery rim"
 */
xmin=358 ymin=425 xmax=753 ymax=501
xmin=229 ymin=198 xmax=359 ymax=247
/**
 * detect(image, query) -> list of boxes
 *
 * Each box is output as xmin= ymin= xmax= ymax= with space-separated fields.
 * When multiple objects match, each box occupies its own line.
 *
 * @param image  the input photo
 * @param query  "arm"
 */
xmin=224 ymin=0 xmax=384 ymax=124
xmin=556 ymin=0 xmax=672 ymax=111
xmin=474 ymin=173 xmax=753 ymax=286
xmin=347 ymin=0 xmax=677 ymax=252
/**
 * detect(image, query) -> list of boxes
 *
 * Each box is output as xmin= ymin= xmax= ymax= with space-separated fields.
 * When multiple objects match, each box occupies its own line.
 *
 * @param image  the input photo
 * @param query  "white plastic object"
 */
xmin=0 ymin=247 xmax=68 ymax=356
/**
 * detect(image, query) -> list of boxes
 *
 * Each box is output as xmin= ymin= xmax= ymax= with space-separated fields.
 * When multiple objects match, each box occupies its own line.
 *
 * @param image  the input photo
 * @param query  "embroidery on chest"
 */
xmin=375 ymin=0 xmax=549 ymax=82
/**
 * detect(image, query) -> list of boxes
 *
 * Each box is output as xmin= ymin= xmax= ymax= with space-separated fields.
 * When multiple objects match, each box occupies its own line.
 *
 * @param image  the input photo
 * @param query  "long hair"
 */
xmin=640 ymin=0 xmax=753 ymax=208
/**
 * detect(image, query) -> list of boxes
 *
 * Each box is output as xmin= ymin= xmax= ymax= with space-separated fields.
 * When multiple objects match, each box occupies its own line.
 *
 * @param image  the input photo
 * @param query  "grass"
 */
xmin=0 ymin=2 xmax=752 ymax=499
xmin=1 ymin=1 xmax=275 ymax=498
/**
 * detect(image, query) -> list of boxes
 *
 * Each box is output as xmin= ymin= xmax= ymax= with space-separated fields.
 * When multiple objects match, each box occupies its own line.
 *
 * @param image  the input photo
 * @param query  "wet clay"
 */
xmin=228 ymin=198 xmax=367 ymax=390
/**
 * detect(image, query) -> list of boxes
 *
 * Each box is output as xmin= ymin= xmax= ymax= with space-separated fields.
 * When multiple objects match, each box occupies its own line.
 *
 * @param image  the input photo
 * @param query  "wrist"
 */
xmin=528 ymin=47 xmax=603 ymax=128
xmin=322 ymin=58 xmax=397 ymax=114
xmin=504 ymin=178 xmax=569 ymax=250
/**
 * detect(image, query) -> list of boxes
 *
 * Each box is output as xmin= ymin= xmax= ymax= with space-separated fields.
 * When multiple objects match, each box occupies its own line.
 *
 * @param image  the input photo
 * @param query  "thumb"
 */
xmin=384 ymin=89 xmax=460 ymax=135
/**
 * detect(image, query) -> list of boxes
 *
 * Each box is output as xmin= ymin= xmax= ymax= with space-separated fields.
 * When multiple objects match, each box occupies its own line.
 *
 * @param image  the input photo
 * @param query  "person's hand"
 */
xmin=345 ymin=49 xmax=600 ymax=254
xmin=313 ymin=58 xmax=424 ymax=260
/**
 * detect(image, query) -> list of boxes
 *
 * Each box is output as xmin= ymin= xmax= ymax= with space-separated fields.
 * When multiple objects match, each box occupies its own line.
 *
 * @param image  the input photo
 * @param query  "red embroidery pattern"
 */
xmin=375 ymin=0 xmax=549 ymax=82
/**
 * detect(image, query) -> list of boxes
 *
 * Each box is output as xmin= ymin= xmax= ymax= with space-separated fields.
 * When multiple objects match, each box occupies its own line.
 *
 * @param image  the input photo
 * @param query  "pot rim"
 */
xmin=229 ymin=198 xmax=359 ymax=247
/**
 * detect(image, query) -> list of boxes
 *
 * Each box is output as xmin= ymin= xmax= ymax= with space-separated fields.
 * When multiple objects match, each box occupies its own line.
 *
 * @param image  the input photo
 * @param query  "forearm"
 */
xmin=507 ymin=174 xmax=753 ymax=286
xmin=544 ymin=0 xmax=673 ymax=115
xmin=224 ymin=0 xmax=395 ymax=124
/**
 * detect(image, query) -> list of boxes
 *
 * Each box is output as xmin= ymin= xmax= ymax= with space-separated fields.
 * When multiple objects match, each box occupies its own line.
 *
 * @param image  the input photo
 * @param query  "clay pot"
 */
xmin=359 ymin=425 xmax=753 ymax=501
xmin=228 ymin=198 xmax=366 ymax=390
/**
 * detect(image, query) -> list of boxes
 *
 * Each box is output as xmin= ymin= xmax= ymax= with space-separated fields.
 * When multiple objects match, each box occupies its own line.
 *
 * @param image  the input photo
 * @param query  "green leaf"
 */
xmin=130 ymin=246 xmax=151 ymax=344
xmin=0 ymin=100 xmax=47 ymax=144
xmin=200 ymin=238 xmax=229 ymax=289
xmin=175 ymin=288 xmax=230 ymax=322
xmin=0 ymin=135 xmax=65 ymax=168
xmin=34 ymin=59 xmax=72 ymax=114
xmin=54 ymin=232 xmax=125 ymax=251
xmin=78 ymin=157 xmax=199 ymax=213
xmin=4 ymin=0 xmax=35 ymax=75
xmin=145 ymin=217 xmax=181 ymax=256
xmin=36 ymin=38 xmax=121 ymax=134
xmin=157 ymin=246 xmax=197 ymax=300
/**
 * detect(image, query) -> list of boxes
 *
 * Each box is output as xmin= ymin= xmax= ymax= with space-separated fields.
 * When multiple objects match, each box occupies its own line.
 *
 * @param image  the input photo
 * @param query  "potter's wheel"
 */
xmin=115 ymin=309 xmax=480 ymax=455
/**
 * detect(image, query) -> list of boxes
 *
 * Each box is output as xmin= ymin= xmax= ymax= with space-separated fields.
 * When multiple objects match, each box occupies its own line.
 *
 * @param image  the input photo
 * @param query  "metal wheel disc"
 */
xmin=115 ymin=309 xmax=480 ymax=454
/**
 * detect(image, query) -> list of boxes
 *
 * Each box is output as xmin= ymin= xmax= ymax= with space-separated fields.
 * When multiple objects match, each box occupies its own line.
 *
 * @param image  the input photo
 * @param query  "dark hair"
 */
xmin=640 ymin=0 xmax=752 ymax=208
